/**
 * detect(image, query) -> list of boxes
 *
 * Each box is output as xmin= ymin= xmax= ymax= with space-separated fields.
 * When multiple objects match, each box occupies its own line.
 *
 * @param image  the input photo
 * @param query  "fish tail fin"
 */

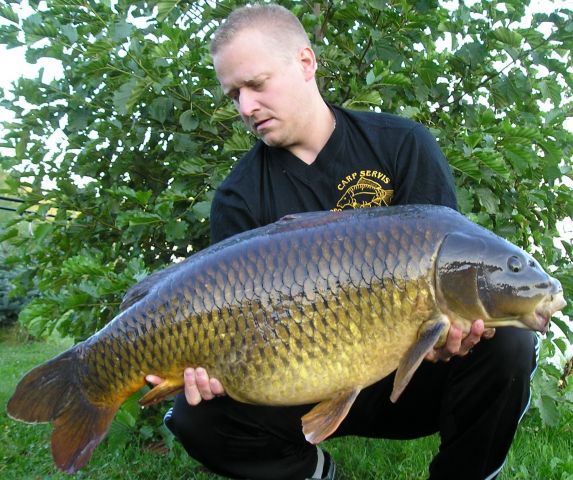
xmin=7 ymin=348 xmax=119 ymax=473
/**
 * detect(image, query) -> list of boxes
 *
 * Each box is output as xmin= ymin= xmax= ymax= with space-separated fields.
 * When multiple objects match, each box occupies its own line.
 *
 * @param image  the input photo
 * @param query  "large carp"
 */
xmin=7 ymin=205 xmax=566 ymax=473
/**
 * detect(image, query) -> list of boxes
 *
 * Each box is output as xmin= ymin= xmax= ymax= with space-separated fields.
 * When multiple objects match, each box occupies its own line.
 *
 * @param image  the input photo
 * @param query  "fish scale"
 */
xmin=6 ymin=205 xmax=566 ymax=473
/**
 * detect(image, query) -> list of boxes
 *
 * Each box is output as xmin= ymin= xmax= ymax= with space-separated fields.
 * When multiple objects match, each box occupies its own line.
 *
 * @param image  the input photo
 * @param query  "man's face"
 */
xmin=213 ymin=29 xmax=313 ymax=149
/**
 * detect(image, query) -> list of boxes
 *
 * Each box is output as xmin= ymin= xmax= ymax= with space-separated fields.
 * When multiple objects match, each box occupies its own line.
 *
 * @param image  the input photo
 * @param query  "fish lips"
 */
xmin=531 ymin=288 xmax=567 ymax=334
xmin=483 ymin=278 xmax=566 ymax=334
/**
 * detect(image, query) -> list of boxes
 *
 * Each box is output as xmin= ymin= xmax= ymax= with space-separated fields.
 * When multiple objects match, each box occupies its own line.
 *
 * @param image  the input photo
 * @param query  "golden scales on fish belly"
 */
xmin=7 ymin=204 xmax=567 ymax=473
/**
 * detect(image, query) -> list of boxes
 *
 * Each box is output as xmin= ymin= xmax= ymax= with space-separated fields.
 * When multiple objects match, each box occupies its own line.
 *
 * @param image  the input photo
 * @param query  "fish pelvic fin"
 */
xmin=139 ymin=377 xmax=185 ymax=407
xmin=302 ymin=388 xmax=360 ymax=444
xmin=7 ymin=348 xmax=119 ymax=473
xmin=390 ymin=315 xmax=449 ymax=403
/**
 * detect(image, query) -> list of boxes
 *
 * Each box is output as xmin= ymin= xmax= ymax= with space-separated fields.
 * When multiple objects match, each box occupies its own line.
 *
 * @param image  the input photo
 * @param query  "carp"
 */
xmin=7 ymin=205 xmax=566 ymax=473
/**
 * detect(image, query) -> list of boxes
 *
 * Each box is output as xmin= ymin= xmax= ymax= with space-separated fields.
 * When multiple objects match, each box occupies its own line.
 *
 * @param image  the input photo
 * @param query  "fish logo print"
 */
xmin=335 ymin=173 xmax=393 ymax=211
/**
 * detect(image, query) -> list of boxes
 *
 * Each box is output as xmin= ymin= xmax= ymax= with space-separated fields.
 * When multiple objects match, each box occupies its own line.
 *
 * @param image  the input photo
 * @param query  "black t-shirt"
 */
xmin=210 ymin=105 xmax=457 ymax=244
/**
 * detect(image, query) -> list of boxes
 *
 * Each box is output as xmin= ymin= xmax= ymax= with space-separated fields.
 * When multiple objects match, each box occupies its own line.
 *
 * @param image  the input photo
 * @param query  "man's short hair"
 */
xmin=210 ymin=4 xmax=311 ymax=56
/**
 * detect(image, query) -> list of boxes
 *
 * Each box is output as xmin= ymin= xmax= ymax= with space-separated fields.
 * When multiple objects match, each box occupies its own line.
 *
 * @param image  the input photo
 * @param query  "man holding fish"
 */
xmin=152 ymin=4 xmax=542 ymax=480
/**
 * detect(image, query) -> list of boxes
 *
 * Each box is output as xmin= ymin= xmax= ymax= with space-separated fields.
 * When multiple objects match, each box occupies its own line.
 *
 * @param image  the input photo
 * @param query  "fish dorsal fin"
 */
xmin=301 ymin=388 xmax=361 ymax=444
xmin=139 ymin=377 xmax=185 ymax=407
xmin=390 ymin=315 xmax=449 ymax=403
xmin=120 ymin=210 xmax=345 ymax=311
xmin=119 ymin=280 xmax=151 ymax=311
xmin=119 ymin=258 xmax=195 ymax=311
xmin=272 ymin=210 xmax=345 ymax=233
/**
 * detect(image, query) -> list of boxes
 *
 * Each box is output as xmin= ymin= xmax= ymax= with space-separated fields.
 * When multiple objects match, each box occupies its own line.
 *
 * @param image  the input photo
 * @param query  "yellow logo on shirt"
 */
xmin=333 ymin=171 xmax=393 ymax=211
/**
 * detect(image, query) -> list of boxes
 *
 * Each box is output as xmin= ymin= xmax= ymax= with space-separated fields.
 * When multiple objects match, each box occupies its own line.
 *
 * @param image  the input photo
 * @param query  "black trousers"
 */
xmin=165 ymin=328 xmax=538 ymax=480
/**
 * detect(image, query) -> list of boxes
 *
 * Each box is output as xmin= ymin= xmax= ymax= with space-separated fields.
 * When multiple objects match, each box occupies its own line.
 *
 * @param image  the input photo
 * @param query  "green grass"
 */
xmin=1 ymin=326 xmax=572 ymax=479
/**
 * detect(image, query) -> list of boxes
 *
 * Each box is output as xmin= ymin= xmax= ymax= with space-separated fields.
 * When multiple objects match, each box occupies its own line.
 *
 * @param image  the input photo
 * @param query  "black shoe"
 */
xmin=308 ymin=448 xmax=336 ymax=480
xmin=163 ymin=407 xmax=175 ymax=433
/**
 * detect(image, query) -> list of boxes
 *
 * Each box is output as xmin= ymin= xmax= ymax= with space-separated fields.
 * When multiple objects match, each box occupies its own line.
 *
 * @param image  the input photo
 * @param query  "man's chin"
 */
xmin=260 ymin=134 xmax=282 ymax=148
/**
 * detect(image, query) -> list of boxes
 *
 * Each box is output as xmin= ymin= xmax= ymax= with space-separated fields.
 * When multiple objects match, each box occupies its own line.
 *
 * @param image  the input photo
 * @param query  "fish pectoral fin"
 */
xmin=301 ymin=388 xmax=361 ymax=444
xmin=139 ymin=377 xmax=185 ymax=407
xmin=390 ymin=315 xmax=449 ymax=403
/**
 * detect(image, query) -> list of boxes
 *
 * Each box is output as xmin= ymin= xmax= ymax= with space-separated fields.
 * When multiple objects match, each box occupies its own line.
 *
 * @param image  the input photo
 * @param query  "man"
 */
xmin=148 ymin=4 xmax=538 ymax=479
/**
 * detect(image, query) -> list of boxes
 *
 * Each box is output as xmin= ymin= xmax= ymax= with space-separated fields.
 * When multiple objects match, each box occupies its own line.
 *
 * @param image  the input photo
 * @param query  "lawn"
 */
xmin=1 ymin=326 xmax=572 ymax=479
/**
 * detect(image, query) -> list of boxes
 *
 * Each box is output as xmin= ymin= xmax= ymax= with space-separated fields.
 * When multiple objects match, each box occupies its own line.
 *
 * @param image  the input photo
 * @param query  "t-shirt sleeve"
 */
xmin=209 ymin=187 xmax=260 ymax=244
xmin=392 ymin=125 xmax=458 ymax=210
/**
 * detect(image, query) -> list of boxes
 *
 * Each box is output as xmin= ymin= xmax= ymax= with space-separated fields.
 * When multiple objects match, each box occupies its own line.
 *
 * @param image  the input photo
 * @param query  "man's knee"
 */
xmin=483 ymin=328 xmax=537 ymax=380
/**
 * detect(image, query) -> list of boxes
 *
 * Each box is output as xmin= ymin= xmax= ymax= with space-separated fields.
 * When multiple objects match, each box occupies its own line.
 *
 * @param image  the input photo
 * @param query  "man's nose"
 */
xmin=237 ymin=90 xmax=259 ymax=117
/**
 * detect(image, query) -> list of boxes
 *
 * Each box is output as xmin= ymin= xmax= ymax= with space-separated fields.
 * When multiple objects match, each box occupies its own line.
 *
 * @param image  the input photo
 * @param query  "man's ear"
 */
xmin=299 ymin=46 xmax=318 ymax=81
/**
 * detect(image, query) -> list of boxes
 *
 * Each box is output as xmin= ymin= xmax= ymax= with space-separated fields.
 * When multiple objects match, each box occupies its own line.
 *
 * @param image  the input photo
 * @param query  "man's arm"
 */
xmin=392 ymin=124 xmax=458 ymax=210
xmin=210 ymin=183 xmax=260 ymax=244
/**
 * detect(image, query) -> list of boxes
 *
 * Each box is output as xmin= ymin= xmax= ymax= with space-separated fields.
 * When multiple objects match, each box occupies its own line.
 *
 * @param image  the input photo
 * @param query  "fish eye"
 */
xmin=507 ymin=256 xmax=522 ymax=273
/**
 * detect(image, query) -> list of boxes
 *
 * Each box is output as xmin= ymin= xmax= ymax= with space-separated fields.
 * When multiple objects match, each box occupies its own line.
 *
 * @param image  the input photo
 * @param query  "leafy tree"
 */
xmin=0 ymin=0 xmax=571 ymax=421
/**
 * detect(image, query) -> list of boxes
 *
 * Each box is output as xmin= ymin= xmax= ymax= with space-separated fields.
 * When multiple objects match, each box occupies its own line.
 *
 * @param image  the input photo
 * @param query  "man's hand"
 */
xmin=145 ymin=368 xmax=225 ymax=406
xmin=425 ymin=319 xmax=496 ymax=362
xmin=182 ymin=368 xmax=225 ymax=405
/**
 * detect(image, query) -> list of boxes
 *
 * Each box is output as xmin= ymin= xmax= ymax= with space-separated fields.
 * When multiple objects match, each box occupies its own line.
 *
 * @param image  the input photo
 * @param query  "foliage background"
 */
xmin=0 ymin=0 xmax=572 ymax=429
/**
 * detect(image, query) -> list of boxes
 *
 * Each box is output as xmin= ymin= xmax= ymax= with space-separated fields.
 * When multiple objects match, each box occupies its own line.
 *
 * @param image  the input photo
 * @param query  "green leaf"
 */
xmin=537 ymin=395 xmax=560 ymax=427
xmin=177 ymin=157 xmax=206 ymax=175
xmin=0 ymin=5 xmax=19 ymax=24
xmin=149 ymin=97 xmax=174 ymax=124
xmin=165 ymin=219 xmax=188 ymax=241
xmin=454 ymin=42 xmax=488 ymax=68
xmin=366 ymin=69 xmax=376 ymax=86
xmin=379 ymin=73 xmax=410 ymax=87
xmin=551 ymin=317 xmax=573 ymax=344
xmin=113 ymin=78 xmax=148 ymax=115
xmin=116 ymin=211 xmax=163 ymax=227
xmin=112 ymin=20 xmax=134 ymax=42
xmin=173 ymin=132 xmax=195 ymax=153
xmin=474 ymin=150 xmax=508 ymax=176
xmin=113 ymin=78 xmax=137 ymax=115
xmin=33 ymin=223 xmax=53 ymax=242
xmin=212 ymin=104 xmax=239 ymax=122
xmin=538 ymin=79 xmax=562 ymax=106
xmin=0 ymin=24 xmax=23 ymax=48
xmin=0 ymin=228 xmax=19 ymax=242
xmin=445 ymin=151 xmax=482 ymax=180
xmin=342 ymin=91 xmax=382 ymax=109
xmin=224 ymin=131 xmax=253 ymax=153
xmin=179 ymin=109 xmax=199 ymax=131
xmin=61 ymin=24 xmax=78 ymax=43
xmin=110 ymin=186 xmax=152 ymax=206
xmin=491 ymin=27 xmax=523 ymax=47
xmin=62 ymin=255 xmax=105 ymax=276
xmin=157 ymin=0 xmax=180 ymax=22
xmin=544 ymin=108 xmax=564 ymax=126
xmin=85 ymin=38 xmax=114 ymax=58
xmin=192 ymin=200 xmax=211 ymax=220
xmin=400 ymin=106 xmax=420 ymax=119
xmin=475 ymin=188 xmax=499 ymax=214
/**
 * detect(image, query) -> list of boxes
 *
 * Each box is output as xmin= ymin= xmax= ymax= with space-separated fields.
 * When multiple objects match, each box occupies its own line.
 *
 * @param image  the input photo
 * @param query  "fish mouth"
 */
xmin=534 ymin=309 xmax=551 ymax=334
xmin=534 ymin=291 xmax=567 ymax=334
